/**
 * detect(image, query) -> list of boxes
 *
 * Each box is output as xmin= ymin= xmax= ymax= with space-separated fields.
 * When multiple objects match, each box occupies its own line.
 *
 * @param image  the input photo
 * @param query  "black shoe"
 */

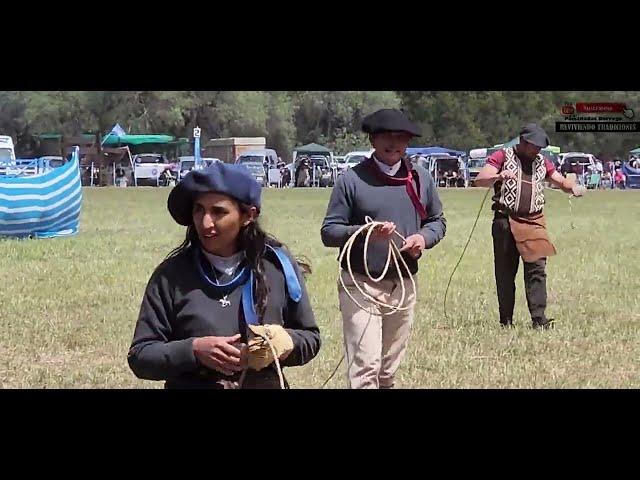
xmin=500 ymin=318 xmax=514 ymax=328
xmin=532 ymin=317 xmax=554 ymax=330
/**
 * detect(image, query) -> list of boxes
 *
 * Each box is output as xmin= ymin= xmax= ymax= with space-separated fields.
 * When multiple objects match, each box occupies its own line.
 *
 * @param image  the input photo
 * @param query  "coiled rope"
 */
xmin=322 ymin=216 xmax=417 ymax=388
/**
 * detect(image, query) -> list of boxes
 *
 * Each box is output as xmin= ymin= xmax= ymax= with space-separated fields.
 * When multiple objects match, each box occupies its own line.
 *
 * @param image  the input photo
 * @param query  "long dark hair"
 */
xmin=166 ymin=202 xmax=311 ymax=319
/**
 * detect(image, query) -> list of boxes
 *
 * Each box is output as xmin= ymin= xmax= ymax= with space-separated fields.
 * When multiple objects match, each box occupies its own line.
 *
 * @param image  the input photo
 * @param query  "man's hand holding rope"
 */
xmin=399 ymin=234 xmax=426 ymax=259
xmin=370 ymin=221 xmax=397 ymax=240
xmin=369 ymin=221 xmax=425 ymax=259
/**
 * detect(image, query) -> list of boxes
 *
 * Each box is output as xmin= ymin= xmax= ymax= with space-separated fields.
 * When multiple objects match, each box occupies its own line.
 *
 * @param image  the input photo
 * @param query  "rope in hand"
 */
xmin=321 ymin=216 xmax=417 ymax=388
xmin=321 ymin=184 xmax=580 ymax=386
xmin=237 ymin=334 xmax=285 ymax=390
xmin=443 ymin=181 xmax=580 ymax=321
xmin=265 ymin=336 xmax=285 ymax=389
xmin=338 ymin=216 xmax=417 ymax=315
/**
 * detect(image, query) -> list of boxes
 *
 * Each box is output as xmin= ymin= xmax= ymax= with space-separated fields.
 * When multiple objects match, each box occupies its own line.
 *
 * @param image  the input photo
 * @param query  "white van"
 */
xmin=235 ymin=149 xmax=279 ymax=186
xmin=235 ymin=149 xmax=279 ymax=169
xmin=133 ymin=153 xmax=173 ymax=186
xmin=0 ymin=136 xmax=16 ymax=163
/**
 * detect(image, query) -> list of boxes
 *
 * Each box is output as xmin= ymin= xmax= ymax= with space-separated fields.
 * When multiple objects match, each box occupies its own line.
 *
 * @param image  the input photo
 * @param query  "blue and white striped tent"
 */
xmin=0 ymin=147 xmax=82 ymax=239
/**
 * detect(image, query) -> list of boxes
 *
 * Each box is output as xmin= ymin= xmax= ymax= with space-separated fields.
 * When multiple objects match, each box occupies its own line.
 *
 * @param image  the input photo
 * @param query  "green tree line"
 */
xmin=1 ymin=91 xmax=638 ymax=160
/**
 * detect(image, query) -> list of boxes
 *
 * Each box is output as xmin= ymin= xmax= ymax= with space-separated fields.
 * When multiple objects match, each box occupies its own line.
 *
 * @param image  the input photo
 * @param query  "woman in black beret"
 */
xmin=128 ymin=162 xmax=321 ymax=389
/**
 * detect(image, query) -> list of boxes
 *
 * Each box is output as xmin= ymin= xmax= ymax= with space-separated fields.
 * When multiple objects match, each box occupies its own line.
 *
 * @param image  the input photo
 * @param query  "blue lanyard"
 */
xmin=194 ymin=247 xmax=250 ymax=295
xmin=194 ymin=245 xmax=302 ymax=326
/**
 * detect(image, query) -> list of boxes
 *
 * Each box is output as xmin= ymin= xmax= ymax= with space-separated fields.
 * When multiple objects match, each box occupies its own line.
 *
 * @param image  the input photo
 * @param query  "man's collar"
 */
xmin=372 ymin=153 xmax=402 ymax=176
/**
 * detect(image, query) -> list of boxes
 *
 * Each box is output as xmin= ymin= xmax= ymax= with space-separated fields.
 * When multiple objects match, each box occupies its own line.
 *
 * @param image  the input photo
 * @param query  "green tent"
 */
xmin=294 ymin=142 xmax=332 ymax=155
xmin=629 ymin=147 xmax=640 ymax=155
xmin=102 ymin=134 xmax=175 ymax=146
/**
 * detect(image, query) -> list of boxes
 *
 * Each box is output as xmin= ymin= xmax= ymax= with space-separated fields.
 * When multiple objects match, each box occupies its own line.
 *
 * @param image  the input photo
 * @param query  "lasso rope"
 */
xmin=443 ymin=182 xmax=578 ymax=321
xmin=338 ymin=216 xmax=417 ymax=315
xmin=266 ymin=336 xmax=286 ymax=389
xmin=442 ymin=187 xmax=492 ymax=322
xmin=321 ymin=183 xmax=578 ymax=386
xmin=321 ymin=216 xmax=417 ymax=388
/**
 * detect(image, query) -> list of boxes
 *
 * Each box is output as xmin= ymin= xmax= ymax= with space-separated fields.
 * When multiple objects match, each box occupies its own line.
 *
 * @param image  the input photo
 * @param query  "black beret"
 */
xmin=167 ymin=162 xmax=262 ymax=226
xmin=519 ymin=123 xmax=550 ymax=148
xmin=361 ymin=109 xmax=421 ymax=137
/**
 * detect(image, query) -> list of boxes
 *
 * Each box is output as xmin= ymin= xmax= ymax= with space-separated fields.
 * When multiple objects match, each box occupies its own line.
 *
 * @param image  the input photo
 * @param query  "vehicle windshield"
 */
xmin=48 ymin=159 xmax=65 ymax=168
xmin=435 ymin=158 xmax=460 ymax=171
xmin=310 ymin=158 xmax=328 ymax=168
xmin=136 ymin=155 xmax=165 ymax=164
xmin=0 ymin=148 xmax=13 ymax=162
xmin=180 ymin=160 xmax=195 ymax=170
xmin=239 ymin=155 xmax=265 ymax=164
xmin=346 ymin=155 xmax=367 ymax=165
xmin=567 ymin=156 xmax=591 ymax=165
xmin=468 ymin=158 xmax=486 ymax=168
xmin=243 ymin=163 xmax=265 ymax=175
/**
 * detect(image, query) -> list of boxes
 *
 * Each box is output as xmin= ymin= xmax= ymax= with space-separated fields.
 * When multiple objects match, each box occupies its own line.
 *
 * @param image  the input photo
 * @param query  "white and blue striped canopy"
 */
xmin=0 ymin=147 xmax=82 ymax=239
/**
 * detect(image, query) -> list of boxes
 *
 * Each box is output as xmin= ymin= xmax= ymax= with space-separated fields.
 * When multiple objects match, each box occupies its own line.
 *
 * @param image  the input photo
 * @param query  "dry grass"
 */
xmin=0 ymin=186 xmax=638 ymax=388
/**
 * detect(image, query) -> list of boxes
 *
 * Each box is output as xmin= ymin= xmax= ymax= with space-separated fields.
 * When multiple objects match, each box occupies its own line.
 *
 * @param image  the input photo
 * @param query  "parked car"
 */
xmin=559 ymin=152 xmax=596 ymax=184
xmin=235 ymin=149 xmax=279 ymax=170
xmin=177 ymin=156 xmax=221 ymax=180
xmin=133 ymin=153 xmax=176 ymax=186
xmin=288 ymin=154 xmax=337 ymax=187
xmin=40 ymin=155 xmax=66 ymax=169
xmin=467 ymin=148 xmax=488 ymax=186
xmin=341 ymin=150 xmax=373 ymax=172
xmin=333 ymin=155 xmax=346 ymax=170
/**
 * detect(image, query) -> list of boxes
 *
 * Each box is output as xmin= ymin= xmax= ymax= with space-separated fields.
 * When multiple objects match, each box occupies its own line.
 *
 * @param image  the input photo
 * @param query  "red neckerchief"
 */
xmin=365 ymin=157 xmax=428 ymax=221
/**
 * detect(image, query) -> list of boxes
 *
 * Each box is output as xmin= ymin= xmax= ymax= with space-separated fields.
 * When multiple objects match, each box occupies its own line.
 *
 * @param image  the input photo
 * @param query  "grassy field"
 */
xmin=0 ymin=186 xmax=639 ymax=388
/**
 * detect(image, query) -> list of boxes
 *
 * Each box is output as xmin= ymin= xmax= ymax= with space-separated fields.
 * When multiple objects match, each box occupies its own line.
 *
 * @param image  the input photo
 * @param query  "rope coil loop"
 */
xmin=338 ymin=216 xmax=417 ymax=315
xmin=321 ymin=216 xmax=419 ymax=389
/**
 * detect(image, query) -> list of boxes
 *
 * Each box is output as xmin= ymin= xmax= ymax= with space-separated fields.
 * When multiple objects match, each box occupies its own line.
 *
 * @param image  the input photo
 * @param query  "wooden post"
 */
xmin=96 ymin=130 xmax=104 ymax=186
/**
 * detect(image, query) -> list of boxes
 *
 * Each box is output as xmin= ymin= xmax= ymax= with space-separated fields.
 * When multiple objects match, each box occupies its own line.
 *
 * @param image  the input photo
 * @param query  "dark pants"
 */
xmin=492 ymin=215 xmax=548 ymax=327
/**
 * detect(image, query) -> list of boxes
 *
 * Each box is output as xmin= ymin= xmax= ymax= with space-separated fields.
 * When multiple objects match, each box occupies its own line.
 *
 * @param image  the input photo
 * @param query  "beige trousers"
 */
xmin=338 ymin=269 xmax=417 ymax=389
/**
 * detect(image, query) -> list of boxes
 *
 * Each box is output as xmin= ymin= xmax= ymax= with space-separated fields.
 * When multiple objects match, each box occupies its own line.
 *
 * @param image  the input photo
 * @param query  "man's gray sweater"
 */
xmin=321 ymin=159 xmax=447 ymax=279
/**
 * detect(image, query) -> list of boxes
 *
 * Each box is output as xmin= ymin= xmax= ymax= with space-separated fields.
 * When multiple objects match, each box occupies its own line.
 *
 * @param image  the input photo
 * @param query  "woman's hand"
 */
xmin=193 ymin=335 xmax=244 ymax=376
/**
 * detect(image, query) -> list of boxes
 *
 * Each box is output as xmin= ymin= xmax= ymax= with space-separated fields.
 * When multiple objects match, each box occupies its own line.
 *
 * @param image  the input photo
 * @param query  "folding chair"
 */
xmin=268 ymin=168 xmax=282 ymax=188
xmin=587 ymin=173 xmax=601 ymax=189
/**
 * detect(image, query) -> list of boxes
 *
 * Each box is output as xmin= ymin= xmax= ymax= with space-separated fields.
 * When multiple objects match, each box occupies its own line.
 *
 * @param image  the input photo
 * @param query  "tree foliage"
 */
xmin=2 ymin=91 xmax=638 ymax=159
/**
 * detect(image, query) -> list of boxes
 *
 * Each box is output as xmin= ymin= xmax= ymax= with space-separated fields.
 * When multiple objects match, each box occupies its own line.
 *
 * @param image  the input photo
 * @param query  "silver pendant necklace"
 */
xmin=212 ymin=268 xmax=231 ymax=308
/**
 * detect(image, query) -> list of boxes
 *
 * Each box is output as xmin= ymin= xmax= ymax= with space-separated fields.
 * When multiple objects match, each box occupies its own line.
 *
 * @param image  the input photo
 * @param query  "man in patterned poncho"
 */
xmin=474 ymin=124 xmax=585 ymax=329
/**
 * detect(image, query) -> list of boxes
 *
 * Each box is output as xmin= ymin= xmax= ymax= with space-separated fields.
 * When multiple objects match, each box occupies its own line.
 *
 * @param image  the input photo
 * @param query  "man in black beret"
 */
xmin=321 ymin=108 xmax=447 ymax=389
xmin=474 ymin=124 xmax=586 ymax=329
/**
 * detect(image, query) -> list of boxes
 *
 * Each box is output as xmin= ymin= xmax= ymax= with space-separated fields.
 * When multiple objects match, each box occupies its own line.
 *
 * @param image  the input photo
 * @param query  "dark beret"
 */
xmin=167 ymin=162 xmax=262 ymax=226
xmin=361 ymin=108 xmax=421 ymax=137
xmin=519 ymin=123 xmax=550 ymax=148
